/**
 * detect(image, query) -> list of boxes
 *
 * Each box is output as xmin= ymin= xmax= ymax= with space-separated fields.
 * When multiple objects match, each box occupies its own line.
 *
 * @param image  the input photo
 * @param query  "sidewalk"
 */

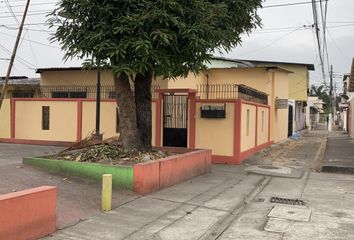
xmin=322 ymin=131 xmax=354 ymax=173
xmin=44 ymin=131 xmax=354 ymax=240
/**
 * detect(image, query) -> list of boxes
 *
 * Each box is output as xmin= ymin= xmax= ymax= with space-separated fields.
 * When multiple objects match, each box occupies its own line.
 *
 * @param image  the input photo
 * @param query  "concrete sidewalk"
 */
xmin=322 ymin=131 xmax=354 ymax=173
xmin=44 ymin=131 xmax=354 ymax=240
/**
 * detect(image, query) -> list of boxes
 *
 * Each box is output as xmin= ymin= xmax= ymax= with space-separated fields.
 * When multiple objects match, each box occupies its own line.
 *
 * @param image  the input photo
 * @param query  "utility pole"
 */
xmin=328 ymin=65 xmax=333 ymax=131
xmin=0 ymin=0 xmax=31 ymax=109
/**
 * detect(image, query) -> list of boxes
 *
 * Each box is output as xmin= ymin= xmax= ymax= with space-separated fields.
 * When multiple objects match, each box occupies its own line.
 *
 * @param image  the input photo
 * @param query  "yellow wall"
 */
xmin=151 ymin=102 xmax=156 ymax=145
xmin=81 ymin=101 xmax=118 ymax=139
xmin=40 ymin=70 xmax=114 ymax=86
xmin=278 ymin=64 xmax=308 ymax=101
xmin=0 ymin=99 xmax=11 ymax=138
xmin=15 ymin=101 xmax=77 ymax=141
xmin=273 ymin=71 xmax=290 ymax=142
xmin=240 ymin=104 xmax=257 ymax=152
xmin=195 ymin=102 xmax=235 ymax=156
xmin=257 ymin=107 xmax=269 ymax=145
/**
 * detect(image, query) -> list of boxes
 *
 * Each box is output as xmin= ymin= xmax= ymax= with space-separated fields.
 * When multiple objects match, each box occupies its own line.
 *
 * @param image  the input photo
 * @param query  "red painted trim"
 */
xmin=155 ymin=93 xmax=163 ymax=147
xmin=196 ymin=99 xmax=238 ymax=103
xmin=238 ymin=141 xmax=274 ymax=163
xmin=0 ymin=138 xmax=74 ymax=146
xmin=212 ymin=155 xmax=238 ymax=164
xmin=240 ymin=99 xmax=270 ymax=109
xmin=12 ymin=98 xmax=81 ymax=102
xmin=76 ymin=100 xmax=83 ymax=141
xmin=10 ymin=98 xmax=15 ymax=139
xmin=255 ymin=105 xmax=258 ymax=147
xmin=151 ymin=99 xmax=157 ymax=103
xmin=11 ymin=98 xmax=116 ymax=102
xmin=188 ymin=92 xmax=196 ymax=148
xmin=234 ymin=99 xmax=242 ymax=164
xmin=157 ymin=88 xmax=197 ymax=94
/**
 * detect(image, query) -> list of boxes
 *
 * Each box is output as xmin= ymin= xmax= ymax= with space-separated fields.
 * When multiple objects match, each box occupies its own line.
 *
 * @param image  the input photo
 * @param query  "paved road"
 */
xmin=45 ymin=131 xmax=354 ymax=239
xmin=0 ymin=143 xmax=138 ymax=229
xmin=322 ymin=131 xmax=354 ymax=173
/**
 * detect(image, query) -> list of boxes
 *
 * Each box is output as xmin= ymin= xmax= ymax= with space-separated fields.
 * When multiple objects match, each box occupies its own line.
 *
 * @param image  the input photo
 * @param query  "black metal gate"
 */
xmin=288 ymin=105 xmax=293 ymax=137
xmin=163 ymin=94 xmax=188 ymax=147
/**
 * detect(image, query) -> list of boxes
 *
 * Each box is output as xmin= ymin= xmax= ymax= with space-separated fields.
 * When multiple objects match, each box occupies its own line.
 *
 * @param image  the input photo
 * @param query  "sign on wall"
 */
xmin=275 ymin=99 xmax=288 ymax=109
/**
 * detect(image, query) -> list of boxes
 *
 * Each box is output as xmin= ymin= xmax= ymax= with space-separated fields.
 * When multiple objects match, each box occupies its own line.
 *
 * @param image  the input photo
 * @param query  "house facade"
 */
xmin=0 ymin=58 xmax=296 ymax=164
xmin=339 ymin=59 xmax=354 ymax=137
xmin=226 ymin=58 xmax=315 ymax=136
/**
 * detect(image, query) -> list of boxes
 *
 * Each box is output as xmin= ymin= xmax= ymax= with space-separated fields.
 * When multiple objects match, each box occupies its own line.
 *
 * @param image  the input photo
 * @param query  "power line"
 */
xmin=237 ymin=27 xmax=305 ymax=57
xmin=263 ymin=0 xmax=327 ymax=9
xmin=0 ymin=30 xmax=60 ymax=49
xmin=326 ymin=27 xmax=351 ymax=60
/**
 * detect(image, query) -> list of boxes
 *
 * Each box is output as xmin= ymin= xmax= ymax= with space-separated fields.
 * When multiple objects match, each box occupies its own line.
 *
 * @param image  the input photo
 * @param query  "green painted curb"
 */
xmin=23 ymin=157 xmax=133 ymax=189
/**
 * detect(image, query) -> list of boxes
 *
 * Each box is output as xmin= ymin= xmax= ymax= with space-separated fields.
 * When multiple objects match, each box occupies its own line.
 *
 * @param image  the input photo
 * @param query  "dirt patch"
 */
xmin=52 ymin=144 xmax=175 ymax=166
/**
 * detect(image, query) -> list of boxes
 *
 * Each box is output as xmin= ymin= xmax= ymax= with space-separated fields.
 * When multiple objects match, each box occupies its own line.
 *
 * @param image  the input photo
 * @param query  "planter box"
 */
xmin=23 ymin=149 xmax=211 ymax=195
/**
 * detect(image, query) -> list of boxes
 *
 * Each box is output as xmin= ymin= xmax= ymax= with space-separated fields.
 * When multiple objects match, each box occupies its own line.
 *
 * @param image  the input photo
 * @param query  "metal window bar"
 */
xmin=197 ymin=83 xmax=268 ymax=104
xmin=37 ymin=85 xmax=160 ymax=99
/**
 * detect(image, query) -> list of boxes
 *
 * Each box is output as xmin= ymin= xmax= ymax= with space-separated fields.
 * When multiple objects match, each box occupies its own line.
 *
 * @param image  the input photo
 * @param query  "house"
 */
xmin=218 ymin=58 xmax=315 ymax=136
xmin=0 ymin=57 xmax=299 ymax=164
xmin=306 ymin=96 xmax=326 ymax=130
xmin=0 ymin=76 xmax=39 ymax=98
xmin=339 ymin=58 xmax=354 ymax=137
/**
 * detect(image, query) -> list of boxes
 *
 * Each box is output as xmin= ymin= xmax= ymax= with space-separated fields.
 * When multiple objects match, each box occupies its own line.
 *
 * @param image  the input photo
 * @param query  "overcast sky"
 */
xmin=0 ymin=0 xmax=353 ymax=91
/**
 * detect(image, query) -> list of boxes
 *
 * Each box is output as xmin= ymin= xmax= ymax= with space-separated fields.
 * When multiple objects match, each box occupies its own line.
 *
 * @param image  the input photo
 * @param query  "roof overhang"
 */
xmin=211 ymin=57 xmax=315 ymax=71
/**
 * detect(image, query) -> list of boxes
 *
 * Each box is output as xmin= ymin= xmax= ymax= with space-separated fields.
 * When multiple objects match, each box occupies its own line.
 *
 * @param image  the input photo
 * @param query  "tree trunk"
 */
xmin=114 ymin=73 xmax=142 ymax=150
xmin=134 ymin=71 xmax=153 ymax=150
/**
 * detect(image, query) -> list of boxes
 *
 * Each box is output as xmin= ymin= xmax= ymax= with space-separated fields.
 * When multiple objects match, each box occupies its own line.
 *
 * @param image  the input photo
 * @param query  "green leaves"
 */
xmin=49 ymin=0 xmax=262 ymax=78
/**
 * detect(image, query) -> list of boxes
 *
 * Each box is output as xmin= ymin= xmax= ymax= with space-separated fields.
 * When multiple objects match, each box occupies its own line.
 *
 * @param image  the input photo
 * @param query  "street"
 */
xmin=1 ymin=131 xmax=354 ymax=239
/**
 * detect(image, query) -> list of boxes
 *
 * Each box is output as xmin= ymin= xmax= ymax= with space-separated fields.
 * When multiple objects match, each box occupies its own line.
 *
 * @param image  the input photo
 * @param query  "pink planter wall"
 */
xmin=0 ymin=186 xmax=57 ymax=240
xmin=133 ymin=149 xmax=211 ymax=195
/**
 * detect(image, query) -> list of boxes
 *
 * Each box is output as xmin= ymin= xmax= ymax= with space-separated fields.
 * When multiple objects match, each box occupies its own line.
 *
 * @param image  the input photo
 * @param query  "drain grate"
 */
xmin=270 ymin=197 xmax=305 ymax=206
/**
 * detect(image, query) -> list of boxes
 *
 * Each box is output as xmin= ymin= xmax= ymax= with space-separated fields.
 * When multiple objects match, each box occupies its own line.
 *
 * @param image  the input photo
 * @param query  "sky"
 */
xmin=0 ymin=0 xmax=354 ymax=92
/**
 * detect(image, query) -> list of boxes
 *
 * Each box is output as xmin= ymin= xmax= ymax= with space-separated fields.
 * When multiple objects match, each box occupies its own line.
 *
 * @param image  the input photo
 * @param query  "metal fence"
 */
xmin=196 ymin=83 xmax=268 ymax=104
xmin=36 ymin=85 xmax=160 ymax=99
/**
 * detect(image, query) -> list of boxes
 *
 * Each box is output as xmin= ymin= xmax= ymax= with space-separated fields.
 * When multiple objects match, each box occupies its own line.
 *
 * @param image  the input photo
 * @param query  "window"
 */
xmin=246 ymin=109 xmax=250 ymax=136
xmin=52 ymin=91 xmax=87 ymax=98
xmin=12 ymin=90 xmax=34 ymax=98
xmin=42 ymin=106 xmax=50 ymax=130
xmin=108 ymin=91 xmax=116 ymax=99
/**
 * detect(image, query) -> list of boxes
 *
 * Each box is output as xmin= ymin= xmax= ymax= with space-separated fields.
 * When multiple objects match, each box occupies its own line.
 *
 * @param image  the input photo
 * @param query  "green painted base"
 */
xmin=23 ymin=157 xmax=133 ymax=189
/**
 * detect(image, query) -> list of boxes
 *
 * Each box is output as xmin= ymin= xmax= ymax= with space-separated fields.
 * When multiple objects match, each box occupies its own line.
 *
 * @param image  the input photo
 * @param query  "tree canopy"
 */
xmin=49 ymin=0 xmax=263 ymax=150
xmin=49 ymin=0 xmax=262 ymax=77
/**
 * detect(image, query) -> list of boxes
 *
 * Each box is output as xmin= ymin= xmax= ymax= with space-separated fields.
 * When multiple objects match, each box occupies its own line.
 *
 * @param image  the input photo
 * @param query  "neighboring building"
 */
xmin=339 ymin=58 xmax=354 ymax=137
xmin=219 ymin=58 xmax=315 ymax=136
xmin=306 ymin=96 xmax=325 ymax=130
xmin=0 ymin=57 xmax=298 ymax=164
xmin=0 ymin=76 xmax=39 ymax=98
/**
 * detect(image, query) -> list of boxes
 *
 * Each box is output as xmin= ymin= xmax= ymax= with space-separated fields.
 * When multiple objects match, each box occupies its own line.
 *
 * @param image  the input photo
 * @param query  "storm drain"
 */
xmin=270 ymin=197 xmax=305 ymax=206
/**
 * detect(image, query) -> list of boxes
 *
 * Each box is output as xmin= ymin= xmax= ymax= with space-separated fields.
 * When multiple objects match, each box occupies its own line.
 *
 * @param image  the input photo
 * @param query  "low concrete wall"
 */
xmin=23 ymin=157 xmax=133 ymax=188
xmin=23 ymin=149 xmax=211 ymax=195
xmin=0 ymin=186 xmax=56 ymax=240
xmin=133 ymin=149 xmax=212 ymax=195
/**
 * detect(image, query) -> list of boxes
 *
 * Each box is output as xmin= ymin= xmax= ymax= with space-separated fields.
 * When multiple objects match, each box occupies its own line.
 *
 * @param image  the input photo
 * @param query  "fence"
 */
xmin=37 ymin=85 xmax=160 ymax=100
xmin=196 ymin=84 xmax=268 ymax=104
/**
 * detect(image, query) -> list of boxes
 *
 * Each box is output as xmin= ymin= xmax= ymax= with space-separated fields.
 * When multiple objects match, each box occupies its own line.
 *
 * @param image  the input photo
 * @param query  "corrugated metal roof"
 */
xmin=0 ymin=77 xmax=39 ymax=85
xmin=211 ymin=57 xmax=315 ymax=71
xmin=36 ymin=67 xmax=88 ymax=73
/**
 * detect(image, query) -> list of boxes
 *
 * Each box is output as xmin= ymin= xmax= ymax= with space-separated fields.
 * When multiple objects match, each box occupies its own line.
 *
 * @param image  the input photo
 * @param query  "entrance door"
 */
xmin=163 ymin=94 xmax=188 ymax=147
xmin=288 ymin=105 xmax=293 ymax=137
